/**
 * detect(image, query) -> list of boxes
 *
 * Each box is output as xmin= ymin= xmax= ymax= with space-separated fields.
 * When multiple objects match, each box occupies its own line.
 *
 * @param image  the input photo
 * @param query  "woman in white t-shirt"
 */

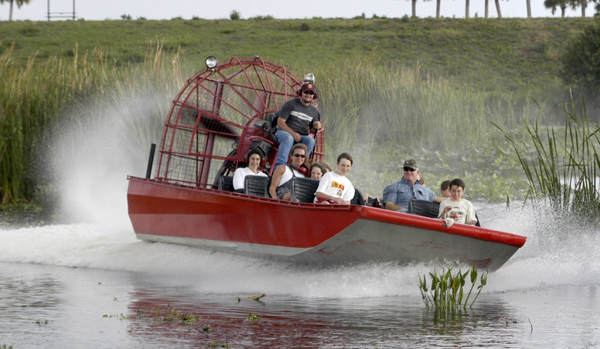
xmin=233 ymin=149 xmax=268 ymax=191
xmin=315 ymin=152 xmax=355 ymax=205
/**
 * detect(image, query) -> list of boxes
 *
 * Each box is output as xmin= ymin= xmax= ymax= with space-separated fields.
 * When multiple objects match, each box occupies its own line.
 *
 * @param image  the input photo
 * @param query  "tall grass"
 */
xmin=496 ymin=96 xmax=600 ymax=217
xmin=314 ymin=53 xmax=536 ymax=154
xmin=0 ymin=43 xmax=184 ymax=205
xmin=0 ymin=47 xmax=542 ymax=206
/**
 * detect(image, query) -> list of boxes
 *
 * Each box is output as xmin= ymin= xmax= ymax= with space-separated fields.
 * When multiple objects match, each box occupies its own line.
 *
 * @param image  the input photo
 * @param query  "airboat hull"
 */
xmin=127 ymin=177 xmax=526 ymax=271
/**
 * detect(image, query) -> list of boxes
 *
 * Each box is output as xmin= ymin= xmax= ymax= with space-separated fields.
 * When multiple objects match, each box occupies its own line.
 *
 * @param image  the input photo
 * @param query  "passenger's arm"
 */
xmin=232 ymin=169 xmax=244 ymax=191
xmin=277 ymin=117 xmax=301 ymax=142
xmin=316 ymin=191 xmax=345 ymax=204
xmin=385 ymin=202 xmax=403 ymax=211
xmin=433 ymin=196 xmax=446 ymax=203
xmin=269 ymin=166 xmax=284 ymax=199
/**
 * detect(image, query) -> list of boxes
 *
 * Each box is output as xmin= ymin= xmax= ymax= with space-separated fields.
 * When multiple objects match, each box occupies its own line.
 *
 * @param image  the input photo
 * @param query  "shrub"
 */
xmin=230 ymin=10 xmax=241 ymax=20
xmin=121 ymin=14 xmax=132 ymax=20
xmin=561 ymin=20 xmax=600 ymax=103
xmin=300 ymin=23 xmax=310 ymax=31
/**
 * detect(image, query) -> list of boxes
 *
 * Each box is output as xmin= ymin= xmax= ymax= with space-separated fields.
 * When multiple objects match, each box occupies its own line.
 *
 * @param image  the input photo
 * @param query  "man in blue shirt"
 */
xmin=383 ymin=159 xmax=443 ymax=212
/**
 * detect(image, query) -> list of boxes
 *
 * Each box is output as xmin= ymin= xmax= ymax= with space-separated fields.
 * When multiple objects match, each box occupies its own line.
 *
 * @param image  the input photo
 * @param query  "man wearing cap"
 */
xmin=382 ymin=159 xmax=443 ymax=212
xmin=273 ymin=82 xmax=322 ymax=169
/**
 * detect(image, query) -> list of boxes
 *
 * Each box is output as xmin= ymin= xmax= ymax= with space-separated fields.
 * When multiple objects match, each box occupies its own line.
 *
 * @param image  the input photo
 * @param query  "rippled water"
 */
xmin=1 ymin=202 xmax=599 ymax=348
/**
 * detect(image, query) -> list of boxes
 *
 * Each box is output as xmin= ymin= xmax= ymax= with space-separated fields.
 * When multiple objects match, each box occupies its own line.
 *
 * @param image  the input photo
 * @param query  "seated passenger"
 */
xmin=382 ymin=159 xmax=444 ymax=212
xmin=320 ymin=162 xmax=332 ymax=173
xmin=440 ymin=180 xmax=451 ymax=198
xmin=438 ymin=178 xmax=477 ymax=225
xmin=315 ymin=152 xmax=355 ymax=205
xmin=232 ymin=149 xmax=268 ymax=191
xmin=269 ymin=144 xmax=307 ymax=201
xmin=310 ymin=162 xmax=327 ymax=180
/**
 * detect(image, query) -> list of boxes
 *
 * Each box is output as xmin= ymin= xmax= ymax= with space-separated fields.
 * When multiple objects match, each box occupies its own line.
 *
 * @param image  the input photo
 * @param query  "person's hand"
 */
xmin=313 ymin=121 xmax=322 ymax=130
xmin=292 ymin=132 xmax=301 ymax=142
xmin=443 ymin=206 xmax=452 ymax=214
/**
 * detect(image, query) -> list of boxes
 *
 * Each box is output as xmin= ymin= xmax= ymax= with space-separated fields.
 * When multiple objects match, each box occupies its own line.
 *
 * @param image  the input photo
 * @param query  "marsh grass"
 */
xmin=418 ymin=266 xmax=488 ymax=317
xmin=0 ymin=45 xmax=544 ymax=206
xmin=496 ymin=96 xmax=600 ymax=217
xmin=0 ymin=44 xmax=183 ymax=205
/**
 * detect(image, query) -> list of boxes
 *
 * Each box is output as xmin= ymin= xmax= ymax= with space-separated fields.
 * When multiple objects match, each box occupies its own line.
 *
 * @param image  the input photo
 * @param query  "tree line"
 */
xmin=408 ymin=0 xmax=597 ymax=19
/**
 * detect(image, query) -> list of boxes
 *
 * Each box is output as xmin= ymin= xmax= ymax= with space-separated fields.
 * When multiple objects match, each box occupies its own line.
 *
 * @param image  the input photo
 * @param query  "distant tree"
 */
xmin=230 ymin=10 xmax=241 ymax=20
xmin=0 ymin=0 xmax=31 ymax=21
xmin=120 ymin=14 xmax=132 ymax=20
xmin=482 ymin=0 xmax=503 ymax=17
xmin=494 ymin=0 xmax=503 ymax=18
xmin=571 ymin=0 xmax=589 ymax=16
xmin=406 ymin=0 xmax=418 ymax=17
xmin=466 ymin=0 xmax=470 ymax=18
xmin=544 ymin=0 xmax=570 ymax=17
xmin=561 ymin=20 xmax=600 ymax=101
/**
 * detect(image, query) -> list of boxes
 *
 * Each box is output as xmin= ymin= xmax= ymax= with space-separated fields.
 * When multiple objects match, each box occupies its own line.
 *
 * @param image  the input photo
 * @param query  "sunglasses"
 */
xmin=293 ymin=154 xmax=306 ymax=158
xmin=403 ymin=167 xmax=416 ymax=172
xmin=303 ymin=91 xmax=315 ymax=95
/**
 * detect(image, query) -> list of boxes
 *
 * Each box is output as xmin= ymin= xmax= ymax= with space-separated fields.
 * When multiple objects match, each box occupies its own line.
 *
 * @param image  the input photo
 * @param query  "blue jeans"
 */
xmin=274 ymin=129 xmax=315 ymax=168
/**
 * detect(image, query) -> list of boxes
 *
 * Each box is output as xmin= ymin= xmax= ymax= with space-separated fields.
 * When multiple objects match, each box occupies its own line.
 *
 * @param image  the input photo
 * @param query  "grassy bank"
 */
xmin=0 ymin=17 xmax=595 ymax=210
xmin=0 ymin=18 xmax=591 ymax=97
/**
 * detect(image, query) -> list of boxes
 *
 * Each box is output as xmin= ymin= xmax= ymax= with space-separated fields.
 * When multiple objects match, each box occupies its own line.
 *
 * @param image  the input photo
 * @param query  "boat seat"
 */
xmin=408 ymin=199 xmax=440 ymax=218
xmin=350 ymin=188 xmax=366 ymax=205
xmin=244 ymin=175 xmax=270 ymax=197
xmin=218 ymin=176 xmax=234 ymax=192
xmin=290 ymin=177 xmax=320 ymax=203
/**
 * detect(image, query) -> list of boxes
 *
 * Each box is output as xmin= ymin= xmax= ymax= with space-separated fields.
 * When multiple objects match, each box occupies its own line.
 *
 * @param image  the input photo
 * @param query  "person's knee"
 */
xmin=303 ymin=138 xmax=315 ymax=153
xmin=276 ymin=131 xmax=293 ymax=144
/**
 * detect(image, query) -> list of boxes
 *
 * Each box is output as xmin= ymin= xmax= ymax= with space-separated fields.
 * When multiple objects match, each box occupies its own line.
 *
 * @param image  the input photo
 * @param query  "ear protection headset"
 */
xmin=296 ymin=82 xmax=318 ymax=100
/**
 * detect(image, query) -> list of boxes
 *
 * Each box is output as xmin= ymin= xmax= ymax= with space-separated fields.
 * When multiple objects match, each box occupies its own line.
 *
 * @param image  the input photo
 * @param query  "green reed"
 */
xmin=0 ymin=43 xmax=183 ymax=205
xmin=0 ymin=47 xmax=543 ymax=206
xmin=495 ymin=96 xmax=600 ymax=217
xmin=313 ymin=53 xmax=534 ymax=155
xmin=418 ymin=266 xmax=488 ymax=315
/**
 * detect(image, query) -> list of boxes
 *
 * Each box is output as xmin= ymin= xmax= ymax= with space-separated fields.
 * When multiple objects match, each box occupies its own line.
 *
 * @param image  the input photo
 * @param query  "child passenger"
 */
xmin=310 ymin=162 xmax=327 ymax=180
xmin=314 ymin=153 xmax=355 ymax=205
xmin=438 ymin=178 xmax=477 ymax=225
xmin=440 ymin=180 xmax=451 ymax=198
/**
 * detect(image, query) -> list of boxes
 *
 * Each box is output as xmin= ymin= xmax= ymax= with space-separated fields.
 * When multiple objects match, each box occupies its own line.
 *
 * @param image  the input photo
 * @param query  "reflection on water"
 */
xmin=1 ymin=262 xmax=599 ymax=348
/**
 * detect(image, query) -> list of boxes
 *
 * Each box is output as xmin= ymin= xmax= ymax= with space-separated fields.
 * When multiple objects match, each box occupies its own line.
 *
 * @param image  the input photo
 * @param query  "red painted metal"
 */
xmin=153 ymin=56 xmax=324 ymax=189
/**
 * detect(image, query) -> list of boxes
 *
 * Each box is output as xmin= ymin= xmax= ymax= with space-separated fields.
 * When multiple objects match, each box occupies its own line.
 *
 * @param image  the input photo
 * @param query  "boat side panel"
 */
xmin=127 ymin=178 xmax=362 ymax=249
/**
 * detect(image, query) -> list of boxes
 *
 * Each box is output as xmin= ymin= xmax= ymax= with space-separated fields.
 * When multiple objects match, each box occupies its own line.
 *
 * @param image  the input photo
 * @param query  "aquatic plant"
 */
xmin=418 ymin=265 xmax=488 ymax=313
xmin=495 ymin=96 xmax=600 ymax=218
xmin=246 ymin=313 xmax=261 ymax=322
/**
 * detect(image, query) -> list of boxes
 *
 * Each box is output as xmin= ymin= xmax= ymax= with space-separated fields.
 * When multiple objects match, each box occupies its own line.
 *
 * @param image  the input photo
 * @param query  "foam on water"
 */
xmin=1 ymin=203 xmax=599 ymax=298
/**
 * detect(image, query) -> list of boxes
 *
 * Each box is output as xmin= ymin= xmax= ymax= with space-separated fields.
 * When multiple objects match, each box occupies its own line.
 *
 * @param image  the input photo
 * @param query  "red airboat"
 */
xmin=126 ymin=56 xmax=526 ymax=271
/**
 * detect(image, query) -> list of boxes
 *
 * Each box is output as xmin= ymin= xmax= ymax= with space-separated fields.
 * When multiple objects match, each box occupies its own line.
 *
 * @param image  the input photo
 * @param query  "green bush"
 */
xmin=230 ymin=10 xmax=241 ymax=21
xmin=561 ymin=20 xmax=600 ymax=101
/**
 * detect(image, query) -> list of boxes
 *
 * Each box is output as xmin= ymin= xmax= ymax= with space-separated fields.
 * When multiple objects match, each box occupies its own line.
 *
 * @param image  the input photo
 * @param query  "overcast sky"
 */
xmin=1 ymin=0 xmax=590 ymax=21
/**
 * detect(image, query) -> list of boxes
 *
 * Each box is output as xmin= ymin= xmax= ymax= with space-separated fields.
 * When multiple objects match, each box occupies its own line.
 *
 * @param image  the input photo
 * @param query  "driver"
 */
xmin=273 ymin=82 xmax=323 ymax=169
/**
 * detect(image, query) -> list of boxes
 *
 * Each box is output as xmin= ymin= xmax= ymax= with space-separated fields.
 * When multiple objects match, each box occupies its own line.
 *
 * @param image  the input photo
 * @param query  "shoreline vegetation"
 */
xmin=0 ymin=18 xmax=598 ymax=221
